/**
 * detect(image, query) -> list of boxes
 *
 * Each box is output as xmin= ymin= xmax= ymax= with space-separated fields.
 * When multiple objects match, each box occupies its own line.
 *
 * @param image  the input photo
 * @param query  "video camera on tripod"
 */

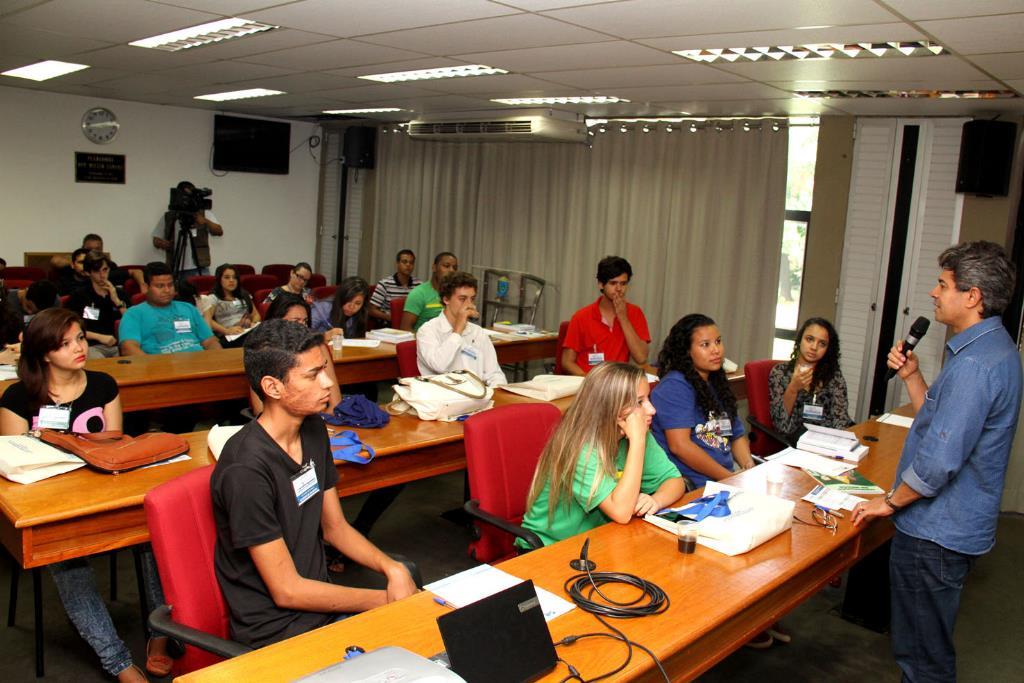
xmin=166 ymin=182 xmax=213 ymax=277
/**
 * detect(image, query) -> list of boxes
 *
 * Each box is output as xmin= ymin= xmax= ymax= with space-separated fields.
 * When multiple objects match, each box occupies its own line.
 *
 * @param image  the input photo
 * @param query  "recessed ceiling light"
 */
xmin=2 ymin=60 xmax=89 ymax=81
xmin=322 ymin=108 xmax=405 ymax=114
xmin=491 ymin=96 xmax=629 ymax=105
xmin=194 ymin=88 xmax=284 ymax=102
xmin=675 ymin=41 xmax=946 ymax=63
xmin=795 ymin=25 xmax=832 ymax=30
xmin=359 ymin=65 xmax=507 ymax=83
xmin=130 ymin=18 xmax=278 ymax=51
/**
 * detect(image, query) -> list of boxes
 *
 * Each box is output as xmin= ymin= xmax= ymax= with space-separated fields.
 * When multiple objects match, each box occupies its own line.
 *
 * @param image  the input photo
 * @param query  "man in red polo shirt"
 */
xmin=562 ymin=256 xmax=650 ymax=375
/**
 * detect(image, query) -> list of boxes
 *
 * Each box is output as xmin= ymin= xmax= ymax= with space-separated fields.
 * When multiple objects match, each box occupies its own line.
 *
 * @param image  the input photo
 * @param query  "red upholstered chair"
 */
xmin=3 ymin=266 xmax=46 ymax=281
xmin=240 ymin=274 xmax=278 ymax=294
xmin=123 ymin=278 xmax=140 ymax=297
xmin=307 ymin=273 xmax=327 ymax=289
xmin=187 ymin=275 xmax=216 ymax=294
xmin=130 ymin=292 xmax=147 ymax=306
xmin=232 ymin=264 xmax=256 ymax=277
xmin=395 ymin=340 xmax=418 ymax=378
xmin=744 ymin=359 xmax=792 ymax=457
xmin=553 ymin=321 xmax=570 ymax=374
xmin=312 ymin=285 xmax=336 ymax=301
xmin=389 ymin=297 xmax=406 ymax=329
xmin=144 ymin=466 xmax=251 ymax=676
xmin=463 ymin=403 xmax=560 ymax=562
xmin=4 ymin=279 xmax=33 ymax=290
xmin=260 ymin=264 xmax=293 ymax=286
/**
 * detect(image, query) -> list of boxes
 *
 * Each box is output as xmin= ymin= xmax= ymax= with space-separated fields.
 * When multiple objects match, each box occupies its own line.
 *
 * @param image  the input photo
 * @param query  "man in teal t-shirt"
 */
xmin=119 ymin=262 xmax=220 ymax=355
xmin=400 ymin=251 xmax=457 ymax=332
xmin=520 ymin=433 xmax=681 ymax=547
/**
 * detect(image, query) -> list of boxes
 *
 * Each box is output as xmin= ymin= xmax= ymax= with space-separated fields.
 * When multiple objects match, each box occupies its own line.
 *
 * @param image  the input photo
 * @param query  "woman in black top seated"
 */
xmin=0 ymin=309 xmax=169 ymax=681
xmin=768 ymin=317 xmax=853 ymax=439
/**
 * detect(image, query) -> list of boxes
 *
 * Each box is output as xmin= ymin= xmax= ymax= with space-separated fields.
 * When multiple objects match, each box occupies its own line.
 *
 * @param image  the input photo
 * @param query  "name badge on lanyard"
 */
xmin=712 ymin=411 xmax=733 ymax=437
xmin=291 ymin=462 xmax=319 ymax=506
xmin=802 ymin=395 xmax=825 ymax=422
xmin=38 ymin=405 xmax=71 ymax=430
xmin=173 ymin=318 xmax=192 ymax=334
xmin=83 ymin=305 xmax=101 ymax=321
xmin=587 ymin=343 xmax=605 ymax=366
xmin=460 ymin=345 xmax=478 ymax=361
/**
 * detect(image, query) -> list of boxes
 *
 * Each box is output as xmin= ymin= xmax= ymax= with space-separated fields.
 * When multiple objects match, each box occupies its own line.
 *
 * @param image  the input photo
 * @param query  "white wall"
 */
xmin=0 ymin=86 xmax=321 ymax=269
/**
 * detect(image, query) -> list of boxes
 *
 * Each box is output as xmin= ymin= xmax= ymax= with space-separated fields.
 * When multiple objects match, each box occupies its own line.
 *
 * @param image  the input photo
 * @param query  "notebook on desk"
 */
xmin=437 ymin=579 xmax=557 ymax=683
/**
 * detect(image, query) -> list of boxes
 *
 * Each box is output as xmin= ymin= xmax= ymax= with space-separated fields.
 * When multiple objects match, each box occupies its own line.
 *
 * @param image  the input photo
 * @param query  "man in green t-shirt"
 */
xmin=400 ymin=251 xmax=458 ymax=331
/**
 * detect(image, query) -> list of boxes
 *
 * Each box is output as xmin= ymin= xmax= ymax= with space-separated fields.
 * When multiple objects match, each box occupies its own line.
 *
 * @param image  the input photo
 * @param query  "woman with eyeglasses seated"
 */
xmin=0 ymin=309 xmax=169 ymax=681
xmin=519 ymin=362 xmax=684 ymax=547
xmin=263 ymin=262 xmax=314 ymax=305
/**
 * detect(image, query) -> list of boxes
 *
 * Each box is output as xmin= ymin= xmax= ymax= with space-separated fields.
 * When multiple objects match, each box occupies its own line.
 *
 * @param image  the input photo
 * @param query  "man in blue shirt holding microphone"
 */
xmin=854 ymin=240 xmax=1022 ymax=682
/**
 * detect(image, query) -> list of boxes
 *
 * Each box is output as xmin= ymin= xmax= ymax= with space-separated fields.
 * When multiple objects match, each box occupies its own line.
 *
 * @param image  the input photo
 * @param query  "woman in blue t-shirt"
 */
xmin=650 ymin=313 xmax=755 ymax=489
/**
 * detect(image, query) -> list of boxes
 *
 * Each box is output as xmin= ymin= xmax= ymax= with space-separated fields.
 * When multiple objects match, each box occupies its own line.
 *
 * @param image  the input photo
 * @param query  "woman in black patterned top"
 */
xmin=768 ymin=317 xmax=853 ymax=438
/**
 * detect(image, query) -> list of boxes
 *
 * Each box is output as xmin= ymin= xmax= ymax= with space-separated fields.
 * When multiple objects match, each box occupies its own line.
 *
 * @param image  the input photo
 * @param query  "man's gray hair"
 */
xmin=938 ymin=240 xmax=1015 ymax=318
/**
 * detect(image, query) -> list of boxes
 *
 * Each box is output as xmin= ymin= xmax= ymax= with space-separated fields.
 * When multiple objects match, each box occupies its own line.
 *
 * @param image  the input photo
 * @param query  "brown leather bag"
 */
xmin=39 ymin=430 xmax=189 ymax=474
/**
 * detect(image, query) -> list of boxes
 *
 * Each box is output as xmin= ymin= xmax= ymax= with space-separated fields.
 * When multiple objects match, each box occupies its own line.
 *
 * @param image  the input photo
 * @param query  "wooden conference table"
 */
xmin=0 ymin=333 xmax=560 ymax=413
xmin=178 ymin=413 xmax=910 ymax=683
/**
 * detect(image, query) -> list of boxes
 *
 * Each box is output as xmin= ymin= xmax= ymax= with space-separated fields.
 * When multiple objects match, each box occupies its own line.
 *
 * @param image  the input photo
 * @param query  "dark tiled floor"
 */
xmin=2 ymin=472 xmax=1021 ymax=682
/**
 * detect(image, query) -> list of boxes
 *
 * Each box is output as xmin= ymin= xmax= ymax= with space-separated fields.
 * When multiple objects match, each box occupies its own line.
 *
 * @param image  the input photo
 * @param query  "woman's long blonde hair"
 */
xmin=526 ymin=362 xmax=645 ymax=523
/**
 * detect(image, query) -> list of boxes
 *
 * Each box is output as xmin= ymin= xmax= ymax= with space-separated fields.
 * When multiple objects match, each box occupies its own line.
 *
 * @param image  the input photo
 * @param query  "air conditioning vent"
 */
xmin=407 ymin=116 xmax=585 ymax=143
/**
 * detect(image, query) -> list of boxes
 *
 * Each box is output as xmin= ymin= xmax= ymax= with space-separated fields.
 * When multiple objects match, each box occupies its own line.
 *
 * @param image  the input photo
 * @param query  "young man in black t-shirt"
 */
xmin=211 ymin=320 xmax=416 ymax=648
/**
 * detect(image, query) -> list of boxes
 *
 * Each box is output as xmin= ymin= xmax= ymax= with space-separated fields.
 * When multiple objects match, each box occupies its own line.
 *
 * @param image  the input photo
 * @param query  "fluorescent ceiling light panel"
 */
xmin=675 ymin=41 xmax=946 ymax=63
xmin=130 ymin=18 xmax=277 ymax=51
xmin=323 ymin=108 xmax=404 ymax=114
xmin=194 ymin=88 xmax=284 ymax=101
xmin=491 ymin=96 xmax=629 ymax=105
xmin=2 ymin=60 xmax=89 ymax=81
xmin=359 ymin=65 xmax=507 ymax=83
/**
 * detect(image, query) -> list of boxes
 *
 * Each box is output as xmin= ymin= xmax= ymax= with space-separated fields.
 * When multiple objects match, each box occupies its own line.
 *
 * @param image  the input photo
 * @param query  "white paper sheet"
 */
xmin=207 ymin=424 xmax=244 ymax=460
xmin=342 ymin=338 xmax=381 ymax=348
xmin=877 ymin=413 xmax=915 ymax=429
xmin=765 ymin=447 xmax=855 ymax=476
xmin=802 ymin=484 xmax=866 ymax=511
xmin=425 ymin=564 xmax=575 ymax=622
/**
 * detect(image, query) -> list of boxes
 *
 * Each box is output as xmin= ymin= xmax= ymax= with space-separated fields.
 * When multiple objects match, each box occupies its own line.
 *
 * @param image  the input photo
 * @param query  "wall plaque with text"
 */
xmin=75 ymin=152 xmax=126 ymax=184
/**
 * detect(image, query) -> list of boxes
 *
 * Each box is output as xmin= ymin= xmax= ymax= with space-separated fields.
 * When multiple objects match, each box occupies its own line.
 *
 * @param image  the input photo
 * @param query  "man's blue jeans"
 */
xmin=49 ymin=549 xmax=165 ymax=676
xmin=890 ymin=530 xmax=976 ymax=683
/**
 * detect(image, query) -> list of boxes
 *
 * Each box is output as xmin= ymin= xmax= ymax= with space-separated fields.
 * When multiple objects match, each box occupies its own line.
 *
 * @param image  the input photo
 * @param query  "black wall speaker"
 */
xmin=956 ymin=120 xmax=1016 ymax=196
xmin=343 ymin=126 xmax=376 ymax=169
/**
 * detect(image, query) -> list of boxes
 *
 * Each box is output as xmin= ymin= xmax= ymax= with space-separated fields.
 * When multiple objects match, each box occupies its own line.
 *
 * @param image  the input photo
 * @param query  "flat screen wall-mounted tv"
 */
xmin=213 ymin=114 xmax=291 ymax=174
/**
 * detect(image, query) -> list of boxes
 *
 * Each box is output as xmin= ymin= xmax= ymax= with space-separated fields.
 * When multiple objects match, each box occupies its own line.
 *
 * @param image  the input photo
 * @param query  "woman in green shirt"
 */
xmin=521 ymin=362 xmax=685 ymax=547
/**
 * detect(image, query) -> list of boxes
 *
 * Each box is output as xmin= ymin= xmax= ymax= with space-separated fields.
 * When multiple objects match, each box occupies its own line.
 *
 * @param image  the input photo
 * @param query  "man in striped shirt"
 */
xmin=368 ymin=249 xmax=421 ymax=324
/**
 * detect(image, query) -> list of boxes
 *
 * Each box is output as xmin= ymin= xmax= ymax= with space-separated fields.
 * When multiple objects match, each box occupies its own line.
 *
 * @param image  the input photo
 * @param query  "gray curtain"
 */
xmin=371 ymin=124 xmax=788 ymax=364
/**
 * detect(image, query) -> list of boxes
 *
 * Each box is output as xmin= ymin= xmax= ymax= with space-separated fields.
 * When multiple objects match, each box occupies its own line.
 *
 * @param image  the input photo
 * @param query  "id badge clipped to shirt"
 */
xmin=715 ymin=412 xmax=733 ymax=437
xmin=82 ymin=305 xmax=101 ymax=321
xmin=291 ymin=462 xmax=319 ymax=507
xmin=587 ymin=344 xmax=605 ymax=367
xmin=173 ymin=318 xmax=192 ymax=334
xmin=460 ymin=345 xmax=479 ymax=361
xmin=38 ymin=405 xmax=71 ymax=430
xmin=802 ymin=396 xmax=825 ymax=423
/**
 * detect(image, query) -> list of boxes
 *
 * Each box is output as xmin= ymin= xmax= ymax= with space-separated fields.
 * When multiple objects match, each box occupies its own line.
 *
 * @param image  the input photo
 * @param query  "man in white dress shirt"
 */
xmin=415 ymin=271 xmax=507 ymax=387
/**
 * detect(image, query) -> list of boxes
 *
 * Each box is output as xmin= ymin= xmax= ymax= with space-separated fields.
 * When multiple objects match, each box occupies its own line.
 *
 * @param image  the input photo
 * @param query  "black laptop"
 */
xmin=436 ymin=579 xmax=558 ymax=683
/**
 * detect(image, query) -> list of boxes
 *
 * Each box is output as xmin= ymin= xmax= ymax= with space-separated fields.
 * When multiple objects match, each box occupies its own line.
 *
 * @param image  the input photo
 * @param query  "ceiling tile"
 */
xmin=248 ymin=0 xmax=519 ymax=38
xmin=771 ymin=79 xmax=1003 ymax=92
xmin=653 ymin=97 xmax=838 ymax=116
xmin=538 ymin=63 xmax=749 ymax=89
xmin=238 ymin=39 xmax=429 ymax=70
xmin=967 ymin=52 xmax=1024 ymax=81
xmin=2 ymin=0 xmax=221 ymax=43
xmin=314 ymin=83 xmax=446 ymax=103
xmin=226 ymin=71 xmax=356 ymax=93
xmin=542 ymin=0 xmax=899 ymax=40
xmin=1006 ymin=79 xmax=1024 ymax=94
xmin=638 ymin=23 xmax=926 ymax=52
xmin=90 ymin=72 xmax=211 ymax=94
xmin=455 ymin=41 xmax=679 ymax=73
xmin=498 ymin=1 xmax=610 ymax=9
xmin=611 ymin=82 xmax=790 ymax=103
xmin=357 ymin=14 xmax=611 ymax=55
xmin=412 ymin=73 xmax=583 ymax=96
xmin=155 ymin=61 xmax=298 ymax=85
xmin=0 ymin=0 xmax=46 ymax=16
xmin=70 ymin=44 xmax=219 ymax=71
xmin=171 ymin=28 xmax=340 ymax=60
xmin=147 ymin=1 xmax=290 ymax=14
xmin=712 ymin=54 xmax=990 ymax=83
xmin=324 ymin=57 xmax=471 ymax=78
xmin=0 ymin=25 xmax=115 ymax=59
xmin=882 ymin=1 xmax=1024 ymax=21
xmin=375 ymin=94 xmax=498 ymax=114
xmin=919 ymin=14 xmax=1024 ymax=55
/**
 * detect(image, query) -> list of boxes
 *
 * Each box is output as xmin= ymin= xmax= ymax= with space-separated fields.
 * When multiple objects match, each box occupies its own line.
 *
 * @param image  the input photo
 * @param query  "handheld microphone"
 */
xmin=887 ymin=316 xmax=930 ymax=380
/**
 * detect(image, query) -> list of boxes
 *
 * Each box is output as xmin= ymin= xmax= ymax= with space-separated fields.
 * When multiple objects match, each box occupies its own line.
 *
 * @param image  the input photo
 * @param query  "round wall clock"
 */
xmin=81 ymin=107 xmax=119 ymax=144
